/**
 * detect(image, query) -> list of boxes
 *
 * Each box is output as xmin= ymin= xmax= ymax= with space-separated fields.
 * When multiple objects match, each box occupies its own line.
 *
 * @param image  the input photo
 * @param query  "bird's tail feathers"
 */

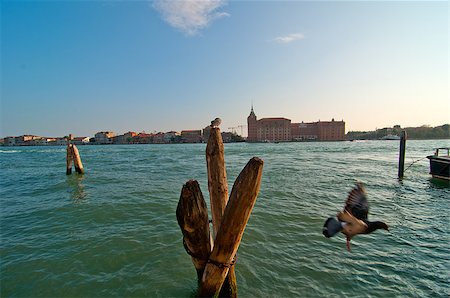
xmin=323 ymin=217 xmax=343 ymax=238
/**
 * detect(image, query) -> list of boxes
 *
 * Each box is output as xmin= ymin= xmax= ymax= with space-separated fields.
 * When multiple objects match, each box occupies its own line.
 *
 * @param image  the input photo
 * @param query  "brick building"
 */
xmin=316 ymin=119 xmax=345 ymax=141
xmin=257 ymin=118 xmax=292 ymax=142
xmin=290 ymin=120 xmax=345 ymax=141
xmin=248 ymin=106 xmax=292 ymax=142
xmin=247 ymin=106 xmax=345 ymax=142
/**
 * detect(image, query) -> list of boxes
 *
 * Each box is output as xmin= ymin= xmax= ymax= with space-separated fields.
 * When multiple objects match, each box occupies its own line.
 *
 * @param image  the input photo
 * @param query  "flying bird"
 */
xmin=322 ymin=182 xmax=389 ymax=251
xmin=210 ymin=118 xmax=222 ymax=128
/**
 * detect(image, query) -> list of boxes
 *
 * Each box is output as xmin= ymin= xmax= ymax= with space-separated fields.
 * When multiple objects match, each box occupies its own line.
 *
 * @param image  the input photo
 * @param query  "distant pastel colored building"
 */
xmin=55 ymin=137 xmax=68 ymax=146
xmin=4 ymin=137 xmax=16 ymax=146
xmin=72 ymin=137 xmax=90 ymax=145
xmin=181 ymin=130 xmax=202 ymax=143
xmin=164 ymin=131 xmax=179 ymax=143
xmin=132 ymin=133 xmax=153 ymax=144
xmin=221 ymin=132 xmax=233 ymax=143
xmin=153 ymin=132 xmax=165 ymax=144
xmin=95 ymin=131 xmax=116 ymax=144
xmin=113 ymin=132 xmax=137 ymax=144
xmin=33 ymin=137 xmax=57 ymax=146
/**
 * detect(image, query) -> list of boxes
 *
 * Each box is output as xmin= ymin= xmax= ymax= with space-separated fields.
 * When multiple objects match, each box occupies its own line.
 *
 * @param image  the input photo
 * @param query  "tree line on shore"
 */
xmin=346 ymin=124 xmax=449 ymax=140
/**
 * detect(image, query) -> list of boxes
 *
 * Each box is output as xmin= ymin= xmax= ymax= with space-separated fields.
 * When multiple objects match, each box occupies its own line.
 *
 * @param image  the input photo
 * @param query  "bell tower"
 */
xmin=247 ymin=105 xmax=257 ymax=142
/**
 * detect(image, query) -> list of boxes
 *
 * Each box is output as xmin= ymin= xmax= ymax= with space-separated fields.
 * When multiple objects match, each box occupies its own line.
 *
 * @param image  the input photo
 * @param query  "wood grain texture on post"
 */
xmin=176 ymin=180 xmax=212 ymax=281
xmin=199 ymin=157 xmax=263 ymax=297
xmin=66 ymin=144 xmax=73 ymax=175
xmin=205 ymin=127 xmax=237 ymax=298
xmin=72 ymin=144 xmax=84 ymax=174
xmin=206 ymin=127 xmax=229 ymax=235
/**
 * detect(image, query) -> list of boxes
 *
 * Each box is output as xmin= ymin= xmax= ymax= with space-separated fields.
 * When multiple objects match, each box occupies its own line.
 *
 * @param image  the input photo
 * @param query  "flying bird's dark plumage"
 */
xmin=344 ymin=182 xmax=369 ymax=221
xmin=322 ymin=182 xmax=389 ymax=251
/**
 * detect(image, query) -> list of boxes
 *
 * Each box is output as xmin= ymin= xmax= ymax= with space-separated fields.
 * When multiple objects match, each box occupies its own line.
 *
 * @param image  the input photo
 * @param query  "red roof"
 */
xmin=259 ymin=117 xmax=291 ymax=121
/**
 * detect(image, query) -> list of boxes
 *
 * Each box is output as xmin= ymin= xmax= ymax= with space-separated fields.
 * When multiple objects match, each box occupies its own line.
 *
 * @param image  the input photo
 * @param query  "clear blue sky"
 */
xmin=1 ymin=0 xmax=448 ymax=137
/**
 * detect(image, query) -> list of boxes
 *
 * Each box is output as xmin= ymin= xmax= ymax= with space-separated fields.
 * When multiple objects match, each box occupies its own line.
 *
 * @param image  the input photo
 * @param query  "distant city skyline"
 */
xmin=2 ymin=1 xmax=448 ymax=138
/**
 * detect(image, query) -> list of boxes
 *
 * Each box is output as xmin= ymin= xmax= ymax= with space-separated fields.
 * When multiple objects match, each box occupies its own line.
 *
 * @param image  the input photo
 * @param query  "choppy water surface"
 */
xmin=1 ymin=140 xmax=449 ymax=297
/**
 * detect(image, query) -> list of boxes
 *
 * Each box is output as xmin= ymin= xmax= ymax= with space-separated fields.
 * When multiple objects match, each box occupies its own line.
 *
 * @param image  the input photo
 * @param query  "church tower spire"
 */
xmin=247 ymin=104 xmax=257 ymax=142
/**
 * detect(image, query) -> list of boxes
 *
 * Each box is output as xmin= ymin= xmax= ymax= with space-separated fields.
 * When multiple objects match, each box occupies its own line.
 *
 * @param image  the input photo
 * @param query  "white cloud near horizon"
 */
xmin=273 ymin=33 xmax=305 ymax=44
xmin=153 ymin=0 xmax=229 ymax=36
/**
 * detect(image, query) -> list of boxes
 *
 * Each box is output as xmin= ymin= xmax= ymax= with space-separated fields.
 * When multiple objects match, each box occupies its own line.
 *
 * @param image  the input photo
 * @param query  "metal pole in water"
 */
xmin=398 ymin=131 xmax=407 ymax=179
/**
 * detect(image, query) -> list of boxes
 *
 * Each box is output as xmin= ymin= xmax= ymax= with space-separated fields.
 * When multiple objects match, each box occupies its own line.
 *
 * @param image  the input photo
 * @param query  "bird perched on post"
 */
xmin=322 ymin=182 xmax=389 ymax=251
xmin=210 ymin=118 xmax=222 ymax=128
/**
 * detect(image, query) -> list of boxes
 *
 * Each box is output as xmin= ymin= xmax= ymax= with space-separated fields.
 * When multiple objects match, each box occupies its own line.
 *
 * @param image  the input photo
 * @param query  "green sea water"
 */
xmin=1 ymin=140 xmax=449 ymax=297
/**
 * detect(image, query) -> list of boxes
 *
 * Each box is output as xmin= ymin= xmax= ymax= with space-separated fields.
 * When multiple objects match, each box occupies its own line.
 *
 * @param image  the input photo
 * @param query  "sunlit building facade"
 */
xmin=247 ymin=107 xmax=345 ymax=142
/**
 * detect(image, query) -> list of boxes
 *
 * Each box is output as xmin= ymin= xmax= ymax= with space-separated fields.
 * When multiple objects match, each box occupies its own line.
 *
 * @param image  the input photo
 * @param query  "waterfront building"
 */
xmin=72 ymin=137 xmax=90 ymax=145
xmin=202 ymin=126 xmax=212 ymax=142
xmin=316 ymin=119 xmax=345 ymax=141
xmin=17 ymin=135 xmax=38 ymax=143
xmin=181 ymin=130 xmax=202 ymax=143
xmin=4 ymin=137 xmax=16 ymax=146
xmin=55 ymin=137 xmax=68 ymax=146
xmin=164 ymin=131 xmax=179 ymax=143
xmin=33 ymin=137 xmax=57 ymax=146
xmin=113 ymin=132 xmax=137 ymax=144
xmin=247 ymin=106 xmax=291 ymax=142
xmin=95 ymin=131 xmax=116 ymax=144
xmin=247 ymin=107 xmax=345 ymax=142
xmin=221 ymin=132 xmax=233 ymax=143
xmin=153 ymin=132 xmax=165 ymax=144
xmin=257 ymin=118 xmax=292 ymax=142
xmin=132 ymin=133 xmax=153 ymax=144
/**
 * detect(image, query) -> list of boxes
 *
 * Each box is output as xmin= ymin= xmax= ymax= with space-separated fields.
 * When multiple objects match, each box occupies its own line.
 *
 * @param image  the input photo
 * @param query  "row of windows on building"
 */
xmin=247 ymin=107 xmax=345 ymax=142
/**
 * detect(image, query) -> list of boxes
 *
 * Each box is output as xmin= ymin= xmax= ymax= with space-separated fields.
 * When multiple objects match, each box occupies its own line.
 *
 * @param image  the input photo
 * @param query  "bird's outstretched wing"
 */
xmin=344 ymin=183 xmax=369 ymax=221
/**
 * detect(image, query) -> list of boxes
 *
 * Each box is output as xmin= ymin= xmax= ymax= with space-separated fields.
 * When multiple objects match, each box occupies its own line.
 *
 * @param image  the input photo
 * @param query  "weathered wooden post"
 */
xmin=66 ymin=133 xmax=84 ymax=175
xmin=176 ymin=180 xmax=212 ymax=281
xmin=398 ymin=130 xmax=407 ymax=179
xmin=66 ymin=144 xmax=73 ymax=175
xmin=199 ymin=157 xmax=263 ymax=297
xmin=206 ymin=127 xmax=229 ymax=236
xmin=206 ymin=127 xmax=237 ymax=297
xmin=72 ymin=144 xmax=84 ymax=174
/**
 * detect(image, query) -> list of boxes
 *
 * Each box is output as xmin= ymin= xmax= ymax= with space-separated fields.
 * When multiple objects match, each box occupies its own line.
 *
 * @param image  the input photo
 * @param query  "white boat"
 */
xmin=381 ymin=134 xmax=400 ymax=140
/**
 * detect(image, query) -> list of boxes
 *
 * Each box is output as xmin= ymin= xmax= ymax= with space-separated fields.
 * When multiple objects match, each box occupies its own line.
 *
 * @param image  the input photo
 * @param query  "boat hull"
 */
xmin=427 ymin=156 xmax=450 ymax=180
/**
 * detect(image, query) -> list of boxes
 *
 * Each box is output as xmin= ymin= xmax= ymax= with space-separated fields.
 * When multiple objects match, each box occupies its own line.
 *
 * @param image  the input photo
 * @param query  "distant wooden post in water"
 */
xmin=66 ymin=144 xmax=73 ymax=175
xmin=398 ymin=130 xmax=407 ymax=179
xmin=66 ymin=135 xmax=84 ymax=175
xmin=72 ymin=144 xmax=84 ymax=174
xmin=176 ymin=122 xmax=263 ymax=297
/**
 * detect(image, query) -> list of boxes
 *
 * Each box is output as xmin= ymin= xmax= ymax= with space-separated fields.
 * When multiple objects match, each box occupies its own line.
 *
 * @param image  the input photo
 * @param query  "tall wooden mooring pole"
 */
xmin=398 ymin=130 xmax=407 ymax=179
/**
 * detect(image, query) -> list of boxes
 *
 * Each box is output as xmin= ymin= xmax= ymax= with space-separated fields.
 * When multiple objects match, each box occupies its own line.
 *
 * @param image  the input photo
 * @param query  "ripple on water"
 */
xmin=1 ymin=141 xmax=449 ymax=297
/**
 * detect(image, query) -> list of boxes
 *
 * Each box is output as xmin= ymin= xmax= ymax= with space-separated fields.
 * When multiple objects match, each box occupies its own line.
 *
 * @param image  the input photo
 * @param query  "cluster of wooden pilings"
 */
xmin=66 ymin=136 xmax=84 ymax=175
xmin=176 ymin=127 xmax=263 ymax=297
